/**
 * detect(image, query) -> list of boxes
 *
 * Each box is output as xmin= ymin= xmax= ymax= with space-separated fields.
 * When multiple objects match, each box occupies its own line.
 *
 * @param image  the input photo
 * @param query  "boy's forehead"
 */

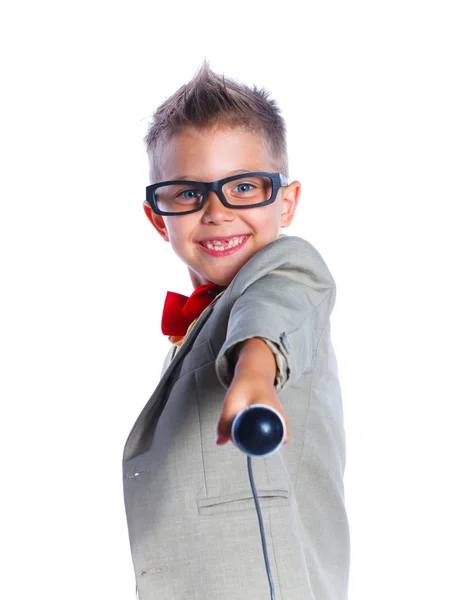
xmin=157 ymin=127 xmax=276 ymax=182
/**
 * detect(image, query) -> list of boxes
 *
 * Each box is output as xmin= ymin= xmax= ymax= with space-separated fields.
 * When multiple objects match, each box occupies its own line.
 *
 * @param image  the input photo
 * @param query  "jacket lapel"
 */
xmin=123 ymin=301 xmax=217 ymax=461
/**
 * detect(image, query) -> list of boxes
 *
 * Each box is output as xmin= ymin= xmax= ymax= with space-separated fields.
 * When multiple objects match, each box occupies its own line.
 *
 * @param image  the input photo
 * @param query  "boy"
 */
xmin=123 ymin=62 xmax=350 ymax=599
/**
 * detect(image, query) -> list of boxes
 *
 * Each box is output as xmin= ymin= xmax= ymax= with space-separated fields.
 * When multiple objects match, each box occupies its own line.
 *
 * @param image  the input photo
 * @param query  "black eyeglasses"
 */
xmin=146 ymin=172 xmax=288 ymax=216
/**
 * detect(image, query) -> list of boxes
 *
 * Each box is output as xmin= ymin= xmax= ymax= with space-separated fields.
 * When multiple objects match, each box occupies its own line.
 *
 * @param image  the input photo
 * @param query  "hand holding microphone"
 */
xmin=216 ymin=338 xmax=289 ymax=454
xmin=216 ymin=375 xmax=289 ymax=455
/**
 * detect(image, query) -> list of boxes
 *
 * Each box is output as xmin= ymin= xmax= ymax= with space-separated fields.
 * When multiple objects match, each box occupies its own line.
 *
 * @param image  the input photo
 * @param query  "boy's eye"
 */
xmin=177 ymin=189 xmax=202 ymax=200
xmin=233 ymin=182 xmax=254 ymax=193
xmin=224 ymin=176 xmax=271 ymax=204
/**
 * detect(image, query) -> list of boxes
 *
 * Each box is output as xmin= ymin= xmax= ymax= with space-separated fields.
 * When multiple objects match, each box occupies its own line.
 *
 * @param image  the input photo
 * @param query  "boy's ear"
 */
xmin=280 ymin=180 xmax=301 ymax=228
xmin=143 ymin=201 xmax=170 ymax=241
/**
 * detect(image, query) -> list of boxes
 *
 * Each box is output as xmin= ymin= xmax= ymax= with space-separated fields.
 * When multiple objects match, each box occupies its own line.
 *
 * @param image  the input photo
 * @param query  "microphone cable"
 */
xmin=247 ymin=455 xmax=275 ymax=600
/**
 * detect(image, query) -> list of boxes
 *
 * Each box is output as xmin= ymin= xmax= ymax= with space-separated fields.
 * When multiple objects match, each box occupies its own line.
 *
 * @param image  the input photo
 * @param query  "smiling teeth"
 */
xmin=203 ymin=236 xmax=246 ymax=250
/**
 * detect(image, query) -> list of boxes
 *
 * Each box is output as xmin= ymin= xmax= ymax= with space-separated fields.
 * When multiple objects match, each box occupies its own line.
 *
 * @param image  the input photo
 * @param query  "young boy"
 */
xmin=123 ymin=62 xmax=350 ymax=599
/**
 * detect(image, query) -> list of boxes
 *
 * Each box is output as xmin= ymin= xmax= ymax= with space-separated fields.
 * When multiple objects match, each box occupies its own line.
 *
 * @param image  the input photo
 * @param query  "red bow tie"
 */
xmin=161 ymin=283 xmax=225 ymax=336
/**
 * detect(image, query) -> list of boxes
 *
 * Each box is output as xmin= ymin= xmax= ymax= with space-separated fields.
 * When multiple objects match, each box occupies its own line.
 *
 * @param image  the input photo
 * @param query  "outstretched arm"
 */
xmin=216 ymin=337 xmax=290 ymax=445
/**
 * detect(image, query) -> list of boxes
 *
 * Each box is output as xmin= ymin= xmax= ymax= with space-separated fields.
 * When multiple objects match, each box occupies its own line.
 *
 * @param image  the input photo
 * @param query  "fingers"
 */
xmin=216 ymin=433 xmax=230 ymax=445
xmin=216 ymin=394 xmax=247 ymax=445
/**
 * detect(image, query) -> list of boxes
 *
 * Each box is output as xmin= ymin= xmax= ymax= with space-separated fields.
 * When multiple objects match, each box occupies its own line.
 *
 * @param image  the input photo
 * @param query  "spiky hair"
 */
xmin=145 ymin=60 xmax=288 ymax=182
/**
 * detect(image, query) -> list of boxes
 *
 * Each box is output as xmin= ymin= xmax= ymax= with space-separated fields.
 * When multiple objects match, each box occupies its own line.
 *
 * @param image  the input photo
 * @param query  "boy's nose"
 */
xmin=202 ymin=190 xmax=235 ymax=222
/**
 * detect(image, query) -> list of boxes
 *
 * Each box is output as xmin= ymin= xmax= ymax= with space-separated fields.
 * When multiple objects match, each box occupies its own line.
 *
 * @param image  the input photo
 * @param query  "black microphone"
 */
xmin=231 ymin=404 xmax=286 ymax=457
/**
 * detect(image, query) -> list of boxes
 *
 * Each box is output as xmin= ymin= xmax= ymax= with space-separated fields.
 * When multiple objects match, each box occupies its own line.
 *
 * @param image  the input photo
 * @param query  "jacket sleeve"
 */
xmin=215 ymin=245 xmax=336 ymax=393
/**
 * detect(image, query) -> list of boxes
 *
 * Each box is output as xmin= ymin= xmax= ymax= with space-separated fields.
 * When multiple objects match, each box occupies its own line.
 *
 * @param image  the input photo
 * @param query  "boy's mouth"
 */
xmin=195 ymin=234 xmax=250 ymax=254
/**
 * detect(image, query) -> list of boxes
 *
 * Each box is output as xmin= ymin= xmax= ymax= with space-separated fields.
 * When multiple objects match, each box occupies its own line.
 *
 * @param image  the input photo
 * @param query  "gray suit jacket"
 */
xmin=123 ymin=235 xmax=350 ymax=599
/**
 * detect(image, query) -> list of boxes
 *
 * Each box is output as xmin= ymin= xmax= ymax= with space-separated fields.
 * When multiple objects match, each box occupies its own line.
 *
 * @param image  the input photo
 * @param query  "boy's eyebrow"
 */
xmin=170 ymin=169 xmax=254 ymax=181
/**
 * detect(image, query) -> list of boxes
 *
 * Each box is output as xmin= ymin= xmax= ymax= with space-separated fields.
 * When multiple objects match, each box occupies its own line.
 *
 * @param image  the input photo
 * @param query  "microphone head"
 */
xmin=231 ymin=404 xmax=286 ymax=457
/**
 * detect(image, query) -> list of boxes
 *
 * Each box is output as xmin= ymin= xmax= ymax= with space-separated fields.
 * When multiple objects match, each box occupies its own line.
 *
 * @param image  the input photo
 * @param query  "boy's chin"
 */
xmin=188 ymin=268 xmax=235 ymax=289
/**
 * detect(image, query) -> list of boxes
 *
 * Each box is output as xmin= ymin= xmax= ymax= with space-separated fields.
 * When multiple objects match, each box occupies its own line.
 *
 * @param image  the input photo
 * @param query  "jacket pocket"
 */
xmin=197 ymin=488 xmax=290 ymax=515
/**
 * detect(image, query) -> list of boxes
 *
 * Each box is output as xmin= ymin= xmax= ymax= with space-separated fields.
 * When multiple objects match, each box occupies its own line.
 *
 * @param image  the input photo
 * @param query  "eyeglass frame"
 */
xmin=145 ymin=171 xmax=289 ymax=216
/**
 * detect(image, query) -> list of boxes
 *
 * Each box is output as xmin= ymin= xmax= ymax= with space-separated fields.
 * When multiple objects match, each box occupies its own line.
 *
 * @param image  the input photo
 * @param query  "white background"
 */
xmin=1 ymin=1 xmax=466 ymax=598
